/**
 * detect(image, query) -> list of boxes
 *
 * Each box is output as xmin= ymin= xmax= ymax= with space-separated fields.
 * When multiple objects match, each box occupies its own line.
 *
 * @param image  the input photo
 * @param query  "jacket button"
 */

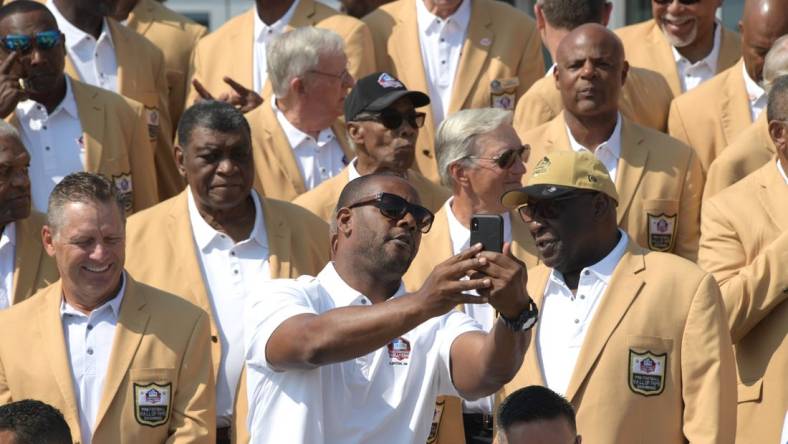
xmin=211 ymin=335 xmax=218 ymax=343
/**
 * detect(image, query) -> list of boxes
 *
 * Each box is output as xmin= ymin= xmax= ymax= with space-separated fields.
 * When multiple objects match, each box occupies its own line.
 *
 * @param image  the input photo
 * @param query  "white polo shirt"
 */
xmin=778 ymin=158 xmax=788 ymax=185
xmin=537 ymin=230 xmax=628 ymax=396
xmin=416 ymin=0 xmax=471 ymax=127
xmin=244 ymin=262 xmax=482 ymax=444
xmin=0 ymin=223 xmax=16 ymax=309
xmin=566 ymin=113 xmax=622 ymax=183
xmin=252 ymin=1 xmax=300 ymax=92
xmin=672 ymin=22 xmax=721 ymax=92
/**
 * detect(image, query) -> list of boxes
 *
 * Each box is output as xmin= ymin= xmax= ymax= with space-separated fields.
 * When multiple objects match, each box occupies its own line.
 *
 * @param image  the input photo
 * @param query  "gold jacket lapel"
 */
xmin=448 ymin=0 xmax=493 ymax=114
xmin=71 ymin=79 xmax=105 ymax=173
xmin=615 ymin=120 xmax=649 ymax=225
xmin=288 ymin=0 xmax=318 ymax=26
xmin=646 ymin=23 xmax=682 ymax=95
xmin=262 ymin=197 xmax=292 ymax=279
xmin=126 ymin=0 xmax=156 ymax=37
xmin=758 ymin=160 xmax=788 ymax=232
xmin=256 ymin=104 xmax=307 ymax=196
xmin=720 ymin=60 xmax=752 ymax=143
xmin=12 ymin=216 xmax=43 ymax=304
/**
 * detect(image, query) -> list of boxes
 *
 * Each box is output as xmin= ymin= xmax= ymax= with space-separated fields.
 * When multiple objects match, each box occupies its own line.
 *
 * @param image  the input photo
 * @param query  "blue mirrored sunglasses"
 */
xmin=1 ymin=30 xmax=63 ymax=53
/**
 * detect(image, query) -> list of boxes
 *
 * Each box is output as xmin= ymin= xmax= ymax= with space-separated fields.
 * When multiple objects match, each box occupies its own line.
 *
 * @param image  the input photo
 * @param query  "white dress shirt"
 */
xmin=537 ymin=230 xmax=628 ymax=396
xmin=16 ymin=77 xmax=84 ymax=212
xmin=252 ymin=0 xmax=300 ymax=92
xmin=0 ymin=223 xmax=16 ymax=310
xmin=444 ymin=197 xmax=511 ymax=414
xmin=566 ymin=113 xmax=622 ymax=183
xmin=672 ymin=22 xmax=721 ymax=92
xmin=416 ymin=0 xmax=471 ymax=127
xmin=48 ymin=1 xmax=118 ymax=92
xmin=743 ymin=63 xmax=767 ymax=122
xmin=187 ymin=188 xmax=270 ymax=427
xmin=61 ymin=274 xmax=126 ymax=444
xmin=778 ymin=159 xmax=788 ymax=185
xmin=244 ymin=262 xmax=482 ymax=444
xmin=781 ymin=410 xmax=788 ymax=444
xmin=273 ymin=100 xmax=346 ymax=190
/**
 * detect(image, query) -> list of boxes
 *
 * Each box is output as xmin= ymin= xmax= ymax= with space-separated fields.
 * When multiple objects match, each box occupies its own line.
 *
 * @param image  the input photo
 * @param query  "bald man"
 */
xmin=668 ymin=0 xmax=788 ymax=173
xmin=516 ymin=0 xmax=674 ymax=133
xmin=521 ymin=24 xmax=703 ymax=261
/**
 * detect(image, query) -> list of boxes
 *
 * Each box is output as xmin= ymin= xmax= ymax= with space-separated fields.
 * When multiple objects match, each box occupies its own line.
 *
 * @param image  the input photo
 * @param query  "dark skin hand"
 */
xmin=192 ymin=77 xmax=263 ymax=113
xmin=0 ymin=52 xmax=27 ymax=118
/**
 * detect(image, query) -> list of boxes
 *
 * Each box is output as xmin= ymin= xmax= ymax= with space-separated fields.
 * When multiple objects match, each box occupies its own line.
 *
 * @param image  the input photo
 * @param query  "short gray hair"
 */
xmin=267 ymin=27 xmax=346 ymax=99
xmin=435 ymin=108 xmax=513 ymax=187
xmin=47 ymin=172 xmax=126 ymax=236
xmin=764 ymin=35 xmax=788 ymax=92
xmin=0 ymin=121 xmax=21 ymax=142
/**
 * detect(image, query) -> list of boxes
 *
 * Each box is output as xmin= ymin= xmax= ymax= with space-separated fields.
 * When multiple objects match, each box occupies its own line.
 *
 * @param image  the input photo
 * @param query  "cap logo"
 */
xmin=378 ymin=73 xmax=403 ymax=89
xmin=532 ymin=157 xmax=551 ymax=176
xmin=588 ymin=174 xmax=598 ymax=182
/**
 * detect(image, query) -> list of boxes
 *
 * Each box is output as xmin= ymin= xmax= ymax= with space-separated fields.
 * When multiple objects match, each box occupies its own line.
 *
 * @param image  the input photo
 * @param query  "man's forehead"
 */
xmin=365 ymin=176 xmax=420 ymax=203
xmin=1 ymin=10 xmax=57 ymax=32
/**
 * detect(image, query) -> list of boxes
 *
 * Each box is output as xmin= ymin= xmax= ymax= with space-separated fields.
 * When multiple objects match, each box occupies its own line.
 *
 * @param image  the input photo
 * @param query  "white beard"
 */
xmin=659 ymin=15 xmax=699 ymax=48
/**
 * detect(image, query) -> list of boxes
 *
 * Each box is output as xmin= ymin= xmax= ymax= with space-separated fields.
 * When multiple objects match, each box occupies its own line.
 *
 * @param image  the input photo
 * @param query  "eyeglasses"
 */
xmin=1 ymin=30 xmax=63 ymax=54
xmin=347 ymin=192 xmax=435 ymax=233
xmin=308 ymin=68 xmax=353 ymax=83
xmin=466 ymin=145 xmax=529 ymax=169
xmin=354 ymin=109 xmax=426 ymax=130
xmin=653 ymin=0 xmax=700 ymax=5
xmin=517 ymin=191 xmax=597 ymax=221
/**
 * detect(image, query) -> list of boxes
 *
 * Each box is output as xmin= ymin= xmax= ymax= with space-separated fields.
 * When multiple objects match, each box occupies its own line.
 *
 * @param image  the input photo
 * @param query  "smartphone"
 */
xmin=469 ymin=214 xmax=503 ymax=253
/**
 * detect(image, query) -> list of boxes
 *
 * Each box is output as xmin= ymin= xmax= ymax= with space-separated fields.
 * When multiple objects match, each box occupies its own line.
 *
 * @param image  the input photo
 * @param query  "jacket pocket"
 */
xmin=129 ymin=368 xmax=176 ymax=427
xmin=643 ymin=199 xmax=679 ymax=252
xmin=627 ymin=335 xmax=673 ymax=396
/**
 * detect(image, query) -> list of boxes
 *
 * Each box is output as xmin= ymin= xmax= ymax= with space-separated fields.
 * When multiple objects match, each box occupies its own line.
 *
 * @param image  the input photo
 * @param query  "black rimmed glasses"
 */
xmin=653 ymin=0 xmax=701 ymax=5
xmin=517 ymin=191 xmax=598 ymax=221
xmin=346 ymin=192 xmax=435 ymax=233
xmin=466 ymin=144 xmax=529 ymax=169
xmin=354 ymin=109 xmax=426 ymax=130
xmin=307 ymin=68 xmax=353 ymax=83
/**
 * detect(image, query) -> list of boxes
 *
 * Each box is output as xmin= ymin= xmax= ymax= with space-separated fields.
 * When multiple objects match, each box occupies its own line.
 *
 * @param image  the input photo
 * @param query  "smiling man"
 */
xmin=0 ymin=172 xmax=215 ymax=443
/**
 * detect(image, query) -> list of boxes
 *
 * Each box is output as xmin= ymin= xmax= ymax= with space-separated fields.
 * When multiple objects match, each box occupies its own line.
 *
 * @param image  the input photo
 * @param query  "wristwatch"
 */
xmin=499 ymin=299 xmax=538 ymax=332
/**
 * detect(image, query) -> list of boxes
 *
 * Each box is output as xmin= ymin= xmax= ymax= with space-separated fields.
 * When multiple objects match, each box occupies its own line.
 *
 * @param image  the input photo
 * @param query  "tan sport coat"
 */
xmin=364 ymin=0 xmax=544 ymax=183
xmin=522 ymin=113 xmax=703 ymax=260
xmin=9 ymin=212 xmax=58 ymax=305
xmin=500 ymin=240 xmax=737 ymax=443
xmin=614 ymin=19 xmax=741 ymax=96
xmin=703 ymin=113 xmax=775 ymax=199
xmin=64 ymin=19 xmax=182 ymax=201
xmin=513 ymin=66 xmax=673 ymax=134
xmin=292 ymin=166 xmax=449 ymax=223
xmin=186 ymin=3 xmax=375 ymax=106
xmin=668 ymin=59 xmax=752 ymax=173
xmin=125 ymin=189 xmax=331 ymax=442
xmin=246 ymin=102 xmax=353 ymax=201
xmin=6 ymin=78 xmax=159 ymax=213
xmin=125 ymin=0 xmax=208 ymax=130
xmin=698 ymin=160 xmax=787 ymax=444
xmin=0 ymin=276 xmax=216 ymax=443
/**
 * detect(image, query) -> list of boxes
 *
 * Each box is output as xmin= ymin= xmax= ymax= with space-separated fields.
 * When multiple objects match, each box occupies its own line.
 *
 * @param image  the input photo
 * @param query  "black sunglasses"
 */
xmin=1 ymin=30 xmax=63 ymax=54
xmin=517 ymin=191 xmax=598 ymax=221
xmin=653 ymin=0 xmax=700 ymax=5
xmin=347 ymin=192 xmax=434 ymax=233
xmin=466 ymin=145 xmax=529 ymax=169
xmin=355 ymin=109 xmax=426 ymax=130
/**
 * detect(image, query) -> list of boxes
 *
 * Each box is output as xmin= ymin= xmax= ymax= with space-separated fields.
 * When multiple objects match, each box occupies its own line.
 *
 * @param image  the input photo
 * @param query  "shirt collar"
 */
xmin=742 ymin=62 xmax=766 ymax=104
xmin=0 ymin=222 xmax=16 ymax=251
xmin=253 ymin=0 xmax=301 ymax=41
xmin=778 ymin=158 xmax=788 ymax=185
xmin=416 ymin=0 xmax=471 ymax=36
xmin=347 ymin=157 xmax=361 ymax=181
xmin=672 ymin=21 xmax=721 ymax=70
xmin=48 ymin=1 xmax=114 ymax=52
xmin=318 ymin=262 xmax=407 ymax=307
xmin=566 ymin=112 xmax=623 ymax=159
xmin=17 ymin=76 xmax=79 ymax=119
xmin=549 ymin=229 xmax=629 ymax=288
xmin=186 ymin=187 xmax=268 ymax=252
xmin=273 ymin=100 xmax=335 ymax=150
xmin=60 ymin=272 xmax=127 ymax=319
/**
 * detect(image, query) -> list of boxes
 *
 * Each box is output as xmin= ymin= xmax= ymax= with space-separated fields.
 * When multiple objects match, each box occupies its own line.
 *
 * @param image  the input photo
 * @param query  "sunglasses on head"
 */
xmin=517 ymin=191 xmax=598 ymax=221
xmin=467 ymin=144 xmax=529 ymax=169
xmin=1 ymin=30 xmax=63 ymax=54
xmin=355 ymin=109 xmax=426 ymax=130
xmin=347 ymin=192 xmax=434 ymax=233
xmin=653 ymin=0 xmax=701 ymax=5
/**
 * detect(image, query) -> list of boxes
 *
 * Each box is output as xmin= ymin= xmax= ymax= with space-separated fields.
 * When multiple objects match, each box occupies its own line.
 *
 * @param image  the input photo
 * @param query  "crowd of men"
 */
xmin=0 ymin=0 xmax=783 ymax=443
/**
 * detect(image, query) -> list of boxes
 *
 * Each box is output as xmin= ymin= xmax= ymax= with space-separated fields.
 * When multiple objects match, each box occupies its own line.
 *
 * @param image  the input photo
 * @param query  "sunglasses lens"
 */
xmin=410 ymin=113 xmax=426 ymax=128
xmin=4 ymin=35 xmax=31 ymax=52
xmin=379 ymin=111 xmax=404 ymax=130
xmin=36 ymin=31 xmax=61 ymax=49
xmin=377 ymin=195 xmax=408 ymax=219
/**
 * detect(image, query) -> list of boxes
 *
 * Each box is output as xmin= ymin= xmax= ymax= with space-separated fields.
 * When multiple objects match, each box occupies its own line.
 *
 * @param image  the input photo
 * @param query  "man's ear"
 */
xmin=592 ymin=193 xmax=615 ymax=220
xmin=449 ymin=161 xmax=469 ymax=186
xmin=347 ymin=122 xmax=365 ymax=146
xmin=174 ymin=144 xmax=187 ymax=179
xmin=41 ymin=225 xmax=56 ymax=257
xmin=336 ymin=207 xmax=354 ymax=237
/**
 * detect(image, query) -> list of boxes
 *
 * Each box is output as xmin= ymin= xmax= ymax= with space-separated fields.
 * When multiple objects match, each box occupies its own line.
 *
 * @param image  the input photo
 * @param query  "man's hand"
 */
xmin=0 ymin=52 xmax=27 ymax=118
xmin=415 ymin=243 xmax=493 ymax=318
xmin=474 ymin=242 xmax=531 ymax=320
xmin=192 ymin=76 xmax=263 ymax=113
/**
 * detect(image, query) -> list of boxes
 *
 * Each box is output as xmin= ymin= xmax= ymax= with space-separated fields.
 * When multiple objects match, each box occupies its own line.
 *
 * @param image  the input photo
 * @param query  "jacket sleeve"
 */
xmin=166 ymin=309 xmax=216 ymax=443
xmin=513 ymin=88 xmax=557 ymax=136
xmin=680 ymin=273 xmax=737 ymax=444
xmin=698 ymin=199 xmax=788 ymax=343
xmin=674 ymin=148 xmax=703 ymax=261
xmin=516 ymin=20 xmax=544 ymax=99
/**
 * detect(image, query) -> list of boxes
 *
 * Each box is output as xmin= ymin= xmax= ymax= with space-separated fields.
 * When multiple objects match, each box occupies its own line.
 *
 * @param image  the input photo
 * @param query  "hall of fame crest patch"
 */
xmin=133 ymin=382 xmax=171 ymax=427
xmin=112 ymin=173 xmax=134 ymax=213
xmin=628 ymin=350 xmax=667 ymax=396
xmin=647 ymin=213 xmax=677 ymax=252
xmin=387 ymin=337 xmax=411 ymax=366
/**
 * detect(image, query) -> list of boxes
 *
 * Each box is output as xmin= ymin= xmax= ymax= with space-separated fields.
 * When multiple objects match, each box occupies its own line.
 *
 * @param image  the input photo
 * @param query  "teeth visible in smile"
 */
xmin=84 ymin=264 xmax=110 ymax=272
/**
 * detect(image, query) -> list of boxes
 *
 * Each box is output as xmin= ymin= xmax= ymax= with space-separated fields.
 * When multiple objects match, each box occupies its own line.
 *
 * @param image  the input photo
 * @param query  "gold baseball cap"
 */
xmin=501 ymin=150 xmax=619 ymax=208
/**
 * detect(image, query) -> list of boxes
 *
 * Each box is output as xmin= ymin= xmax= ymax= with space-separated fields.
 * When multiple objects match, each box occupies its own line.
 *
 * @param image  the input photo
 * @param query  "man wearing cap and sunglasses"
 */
xmin=498 ymin=150 xmax=736 ymax=444
xmin=244 ymin=172 xmax=538 ymax=443
xmin=294 ymin=71 xmax=449 ymax=222
xmin=615 ymin=0 xmax=740 ymax=96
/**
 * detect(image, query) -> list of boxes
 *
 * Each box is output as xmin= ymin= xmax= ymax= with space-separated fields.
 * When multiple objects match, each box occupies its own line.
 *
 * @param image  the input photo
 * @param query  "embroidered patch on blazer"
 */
xmin=628 ymin=350 xmax=667 ymax=396
xmin=426 ymin=398 xmax=446 ymax=443
xmin=647 ymin=213 xmax=677 ymax=252
xmin=490 ymin=78 xmax=519 ymax=110
xmin=111 ymin=173 xmax=134 ymax=213
xmin=133 ymin=382 xmax=172 ymax=427
xmin=145 ymin=106 xmax=160 ymax=141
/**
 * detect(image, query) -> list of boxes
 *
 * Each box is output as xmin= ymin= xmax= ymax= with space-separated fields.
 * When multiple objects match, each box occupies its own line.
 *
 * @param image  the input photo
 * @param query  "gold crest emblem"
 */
xmin=647 ymin=213 xmax=677 ymax=252
xmin=133 ymin=382 xmax=171 ymax=427
xmin=628 ymin=350 xmax=667 ymax=396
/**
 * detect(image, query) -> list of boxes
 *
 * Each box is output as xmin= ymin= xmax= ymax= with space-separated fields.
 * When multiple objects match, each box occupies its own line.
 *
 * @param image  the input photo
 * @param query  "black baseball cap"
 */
xmin=344 ymin=72 xmax=430 ymax=122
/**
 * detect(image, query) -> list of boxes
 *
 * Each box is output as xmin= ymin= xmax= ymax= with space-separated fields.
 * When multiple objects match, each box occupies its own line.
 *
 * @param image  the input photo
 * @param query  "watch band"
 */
xmin=499 ymin=299 xmax=538 ymax=332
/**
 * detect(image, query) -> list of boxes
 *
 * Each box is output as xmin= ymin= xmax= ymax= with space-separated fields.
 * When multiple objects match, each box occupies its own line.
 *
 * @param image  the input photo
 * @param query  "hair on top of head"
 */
xmin=177 ymin=100 xmax=251 ymax=148
xmin=0 ymin=399 xmax=72 ymax=444
xmin=497 ymin=385 xmax=577 ymax=434
xmin=0 ymin=0 xmax=56 ymax=26
xmin=767 ymin=75 xmax=788 ymax=122
xmin=46 ymin=172 xmax=126 ymax=232
xmin=538 ymin=0 xmax=608 ymax=29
